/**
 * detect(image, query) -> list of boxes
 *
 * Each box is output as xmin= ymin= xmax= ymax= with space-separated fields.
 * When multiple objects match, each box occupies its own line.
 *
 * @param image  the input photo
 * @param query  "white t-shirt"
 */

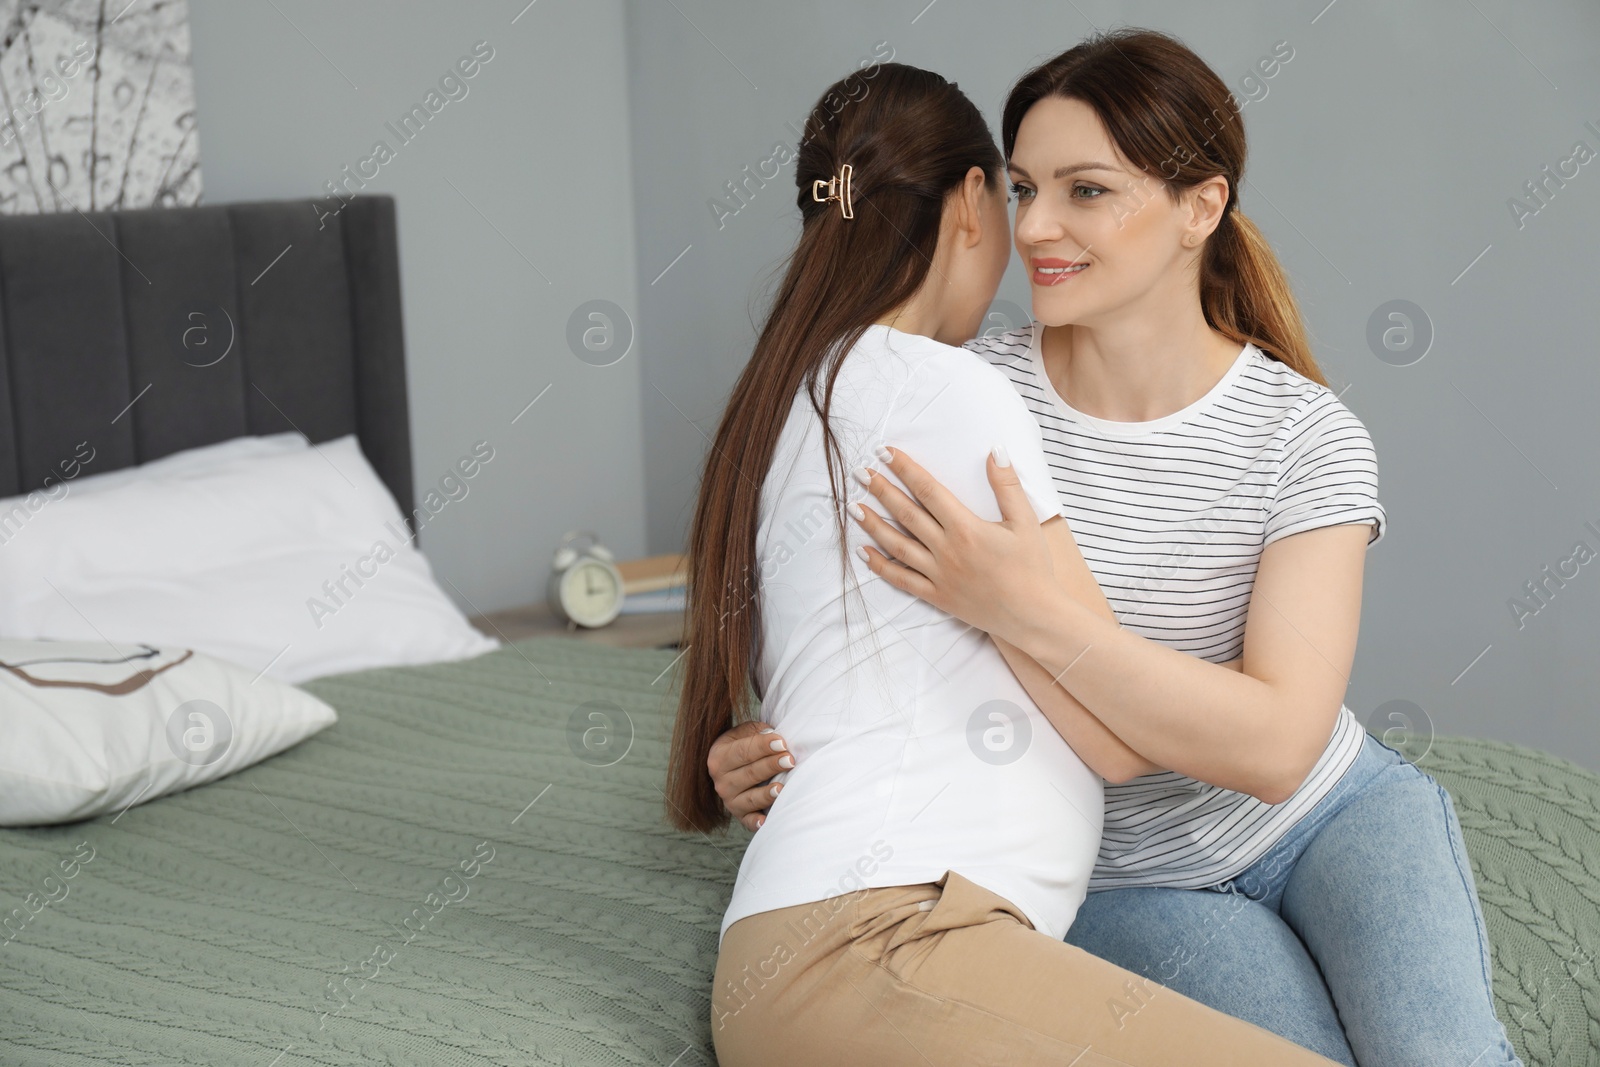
xmin=967 ymin=323 xmax=1387 ymax=890
xmin=720 ymin=324 xmax=1104 ymax=942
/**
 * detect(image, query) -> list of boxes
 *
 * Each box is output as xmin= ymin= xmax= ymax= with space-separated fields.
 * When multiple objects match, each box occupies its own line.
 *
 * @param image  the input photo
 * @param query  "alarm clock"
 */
xmin=547 ymin=531 xmax=625 ymax=628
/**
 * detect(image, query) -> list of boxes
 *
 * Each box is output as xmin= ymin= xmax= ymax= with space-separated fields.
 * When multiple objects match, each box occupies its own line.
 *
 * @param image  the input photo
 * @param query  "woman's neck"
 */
xmin=1038 ymin=304 xmax=1244 ymax=424
xmin=874 ymin=264 xmax=971 ymax=347
xmin=875 ymin=302 xmax=956 ymax=347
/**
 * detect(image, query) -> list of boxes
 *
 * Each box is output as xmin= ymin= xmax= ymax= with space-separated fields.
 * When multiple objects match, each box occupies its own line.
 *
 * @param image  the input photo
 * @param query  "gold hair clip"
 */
xmin=812 ymin=163 xmax=854 ymax=219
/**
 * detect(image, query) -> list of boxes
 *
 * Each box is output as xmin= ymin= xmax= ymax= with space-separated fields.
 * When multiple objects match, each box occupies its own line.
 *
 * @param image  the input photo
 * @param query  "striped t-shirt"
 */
xmin=964 ymin=323 xmax=1387 ymax=891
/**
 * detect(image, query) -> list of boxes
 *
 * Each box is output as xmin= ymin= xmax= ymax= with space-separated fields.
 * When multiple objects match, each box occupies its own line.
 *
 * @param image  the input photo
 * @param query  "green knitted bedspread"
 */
xmin=0 ymin=638 xmax=1595 ymax=1065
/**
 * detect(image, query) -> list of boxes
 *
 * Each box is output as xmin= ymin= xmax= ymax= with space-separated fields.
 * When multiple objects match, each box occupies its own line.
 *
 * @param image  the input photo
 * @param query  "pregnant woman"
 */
xmin=705 ymin=29 xmax=1524 ymax=1067
xmin=666 ymin=59 xmax=1343 ymax=1066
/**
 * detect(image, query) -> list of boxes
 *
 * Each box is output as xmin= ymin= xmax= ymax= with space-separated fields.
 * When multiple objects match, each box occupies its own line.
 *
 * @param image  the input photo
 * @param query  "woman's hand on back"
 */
xmin=709 ymin=720 xmax=794 ymax=831
xmin=853 ymin=446 xmax=1056 ymax=643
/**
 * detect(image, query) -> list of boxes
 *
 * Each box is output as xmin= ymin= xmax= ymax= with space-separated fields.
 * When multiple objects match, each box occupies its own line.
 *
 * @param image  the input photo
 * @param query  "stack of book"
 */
xmin=616 ymin=553 xmax=687 ymax=615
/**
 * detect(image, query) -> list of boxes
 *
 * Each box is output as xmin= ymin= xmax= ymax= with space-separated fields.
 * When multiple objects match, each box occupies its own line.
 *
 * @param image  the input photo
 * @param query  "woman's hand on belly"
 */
xmin=710 ymin=720 xmax=794 ymax=830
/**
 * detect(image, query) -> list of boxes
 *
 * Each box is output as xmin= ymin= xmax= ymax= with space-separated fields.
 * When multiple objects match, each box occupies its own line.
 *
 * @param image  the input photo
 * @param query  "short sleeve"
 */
xmin=997 ymin=391 xmax=1063 ymax=526
xmin=882 ymin=352 xmax=1062 ymax=527
xmin=1264 ymin=392 xmax=1386 ymax=548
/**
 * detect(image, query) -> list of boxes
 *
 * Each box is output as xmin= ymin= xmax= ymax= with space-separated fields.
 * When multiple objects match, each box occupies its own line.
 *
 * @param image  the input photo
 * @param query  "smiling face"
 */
xmin=1008 ymin=96 xmax=1223 ymax=329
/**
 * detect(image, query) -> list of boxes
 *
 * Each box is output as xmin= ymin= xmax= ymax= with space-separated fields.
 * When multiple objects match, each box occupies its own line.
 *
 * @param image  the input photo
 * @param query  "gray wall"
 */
xmin=188 ymin=0 xmax=649 ymax=619
xmin=624 ymin=1 xmax=1600 ymax=770
xmin=186 ymin=1 xmax=1599 ymax=769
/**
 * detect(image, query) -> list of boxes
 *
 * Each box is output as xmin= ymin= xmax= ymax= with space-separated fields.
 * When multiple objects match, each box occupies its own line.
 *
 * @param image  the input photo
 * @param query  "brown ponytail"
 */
xmin=1002 ymin=28 xmax=1326 ymax=387
xmin=665 ymin=64 xmax=1006 ymax=832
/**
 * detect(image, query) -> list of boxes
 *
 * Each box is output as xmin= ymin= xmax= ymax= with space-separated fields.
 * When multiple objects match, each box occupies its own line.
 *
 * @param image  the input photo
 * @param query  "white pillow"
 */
xmin=0 ymin=435 xmax=500 ymax=683
xmin=0 ymin=638 xmax=337 ymax=826
xmin=66 ymin=432 xmax=309 ymax=497
xmin=1 ymin=432 xmax=310 ymax=531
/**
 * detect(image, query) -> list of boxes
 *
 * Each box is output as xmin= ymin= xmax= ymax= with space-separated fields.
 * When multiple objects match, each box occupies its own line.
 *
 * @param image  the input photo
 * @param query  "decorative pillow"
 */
xmin=0 ymin=638 xmax=337 ymax=826
xmin=0 ymin=434 xmax=500 ymax=683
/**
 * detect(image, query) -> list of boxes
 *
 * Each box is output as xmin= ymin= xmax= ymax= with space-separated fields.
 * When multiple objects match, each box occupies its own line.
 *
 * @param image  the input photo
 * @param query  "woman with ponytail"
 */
xmin=707 ymin=30 xmax=1524 ymax=1067
xmin=670 ymin=59 xmax=1342 ymax=1067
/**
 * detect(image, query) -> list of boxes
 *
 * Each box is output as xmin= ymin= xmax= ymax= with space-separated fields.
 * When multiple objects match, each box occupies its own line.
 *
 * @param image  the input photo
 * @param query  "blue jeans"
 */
xmin=1065 ymin=732 xmax=1524 ymax=1067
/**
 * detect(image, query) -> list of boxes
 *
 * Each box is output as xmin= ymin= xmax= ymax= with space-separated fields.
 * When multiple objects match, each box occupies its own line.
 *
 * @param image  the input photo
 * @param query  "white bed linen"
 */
xmin=0 ymin=434 xmax=499 ymax=683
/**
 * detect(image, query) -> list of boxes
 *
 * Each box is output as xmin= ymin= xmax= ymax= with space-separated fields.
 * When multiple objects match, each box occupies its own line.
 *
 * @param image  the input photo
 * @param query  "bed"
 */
xmin=1 ymin=638 xmax=730 ymax=1066
xmin=0 ymin=196 xmax=1595 ymax=1065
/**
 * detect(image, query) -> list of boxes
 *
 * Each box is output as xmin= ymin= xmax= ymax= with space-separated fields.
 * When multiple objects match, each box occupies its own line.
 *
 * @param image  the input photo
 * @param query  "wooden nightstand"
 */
xmin=469 ymin=601 xmax=683 ymax=650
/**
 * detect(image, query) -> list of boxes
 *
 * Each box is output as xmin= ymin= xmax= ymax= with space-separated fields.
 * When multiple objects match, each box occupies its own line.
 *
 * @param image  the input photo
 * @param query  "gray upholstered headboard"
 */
xmin=0 ymin=194 xmax=414 ymax=523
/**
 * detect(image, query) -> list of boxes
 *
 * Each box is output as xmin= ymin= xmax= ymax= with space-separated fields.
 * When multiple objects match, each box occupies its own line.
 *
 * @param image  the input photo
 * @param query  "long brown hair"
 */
xmin=1003 ymin=28 xmax=1326 ymax=386
xmin=665 ymin=64 xmax=1005 ymax=832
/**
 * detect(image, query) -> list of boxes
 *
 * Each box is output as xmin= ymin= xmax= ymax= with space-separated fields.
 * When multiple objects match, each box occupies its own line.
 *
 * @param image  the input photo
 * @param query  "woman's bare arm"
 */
xmin=992 ymin=517 xmax=1162 ymax=782
xmin=995 ymin=520 xmax=1249 ymax=784
xmin=998 ymin=633 xmax=1248 ymax=783
xmin=854 ymin=449 xmax=1369 ymax=804
xmin=997 ymin=518 xmax=1256 ymax=782
xmin=994 ymin=640 xmax=1248 ymax=784
xmin=993 ymin=633 xmax=1160 ymax=782
xmin=995 ymin=523 xmax=1366 ymax=803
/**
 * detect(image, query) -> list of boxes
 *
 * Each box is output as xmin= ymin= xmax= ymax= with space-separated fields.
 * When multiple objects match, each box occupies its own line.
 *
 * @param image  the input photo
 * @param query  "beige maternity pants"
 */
xmin=712 ymin=871 xmax=1342 ymax=1066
